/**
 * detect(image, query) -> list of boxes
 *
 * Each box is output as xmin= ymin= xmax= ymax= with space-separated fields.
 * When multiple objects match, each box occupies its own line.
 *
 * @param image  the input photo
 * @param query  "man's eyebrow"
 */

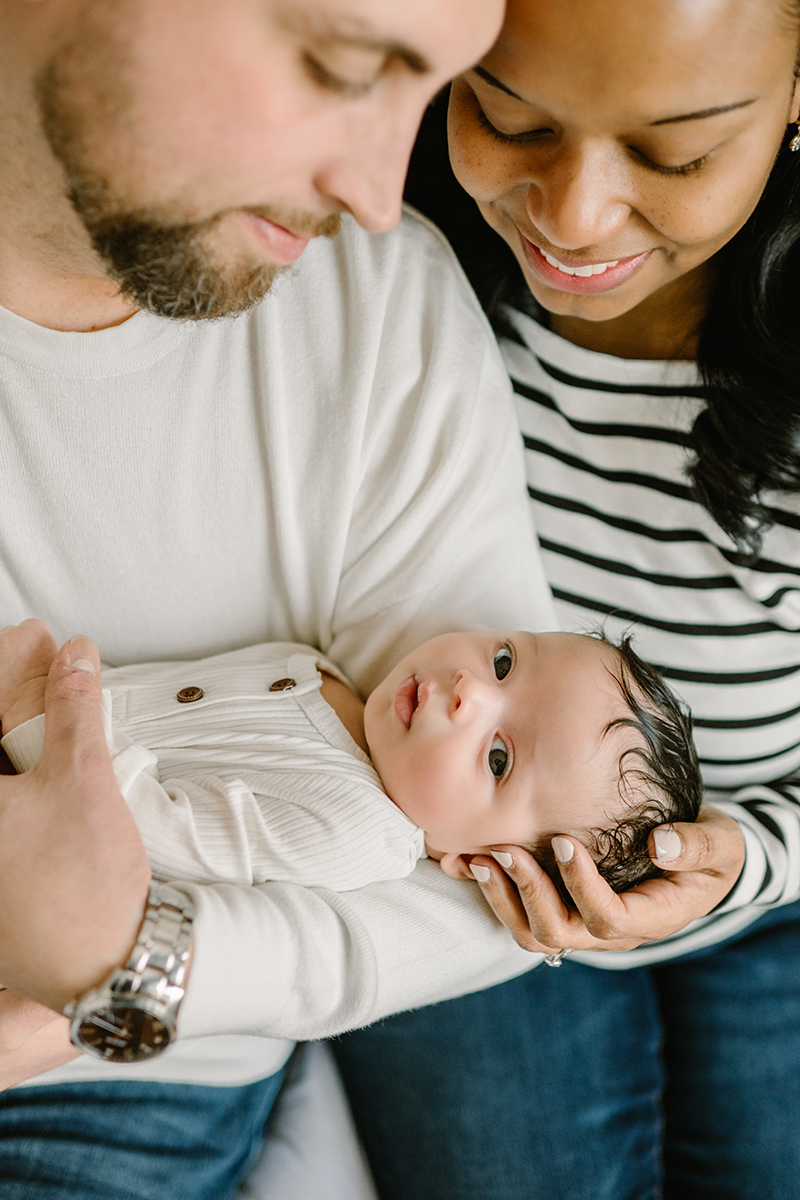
xmin=472 ymin=69 xmax=757 ymax=127
xmin=340 ymin=34 xmax=430 ymax=75
xmin=649 ymin=99 xmax=756 ymax=126
xmin=282 ymin=11 xmax=430 ymax=75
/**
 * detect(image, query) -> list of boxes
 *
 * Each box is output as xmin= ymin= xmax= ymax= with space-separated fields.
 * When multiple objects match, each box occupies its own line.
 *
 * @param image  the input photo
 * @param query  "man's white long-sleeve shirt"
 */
xmin=0 ymin=209 xmax=553 ymax=1086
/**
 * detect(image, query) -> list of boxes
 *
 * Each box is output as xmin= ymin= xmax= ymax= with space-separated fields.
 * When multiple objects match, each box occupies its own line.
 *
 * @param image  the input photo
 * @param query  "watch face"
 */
xmin=75 ymin=1004 xmax=173 ymax=1063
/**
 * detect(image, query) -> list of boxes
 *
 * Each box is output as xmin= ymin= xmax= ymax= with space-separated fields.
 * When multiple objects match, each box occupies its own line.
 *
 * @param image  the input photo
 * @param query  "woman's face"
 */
xmin=448 ymin=0 xmax=800 ymax=331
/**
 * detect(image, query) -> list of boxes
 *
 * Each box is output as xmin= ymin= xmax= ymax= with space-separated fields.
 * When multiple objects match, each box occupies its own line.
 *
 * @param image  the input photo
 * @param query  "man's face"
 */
xmin=36 ymin=0 xmax=503 ymax=318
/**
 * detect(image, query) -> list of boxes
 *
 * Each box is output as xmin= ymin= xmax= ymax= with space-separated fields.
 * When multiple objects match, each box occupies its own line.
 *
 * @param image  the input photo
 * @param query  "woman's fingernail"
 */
xmin=66 ymin=637 xmax=98 ymax=675
xmin=654 ymin=826 xmax=682 ymax=862
xmin=491 ymin=851 xmax=514 ymax=869
xmin=552 ymin=837 xmax=574 ymax=864
xmin=470 ymin=864 xmax=491 ymax=883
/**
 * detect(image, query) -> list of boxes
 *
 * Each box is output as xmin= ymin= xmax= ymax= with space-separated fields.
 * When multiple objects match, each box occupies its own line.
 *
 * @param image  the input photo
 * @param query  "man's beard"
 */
xmin=34 ymin=63 xmax=340 ymax=321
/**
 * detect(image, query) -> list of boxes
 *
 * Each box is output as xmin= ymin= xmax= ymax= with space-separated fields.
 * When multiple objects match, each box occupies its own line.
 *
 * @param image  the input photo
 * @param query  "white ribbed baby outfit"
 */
xmin=2 ymin=643 xmax=425 ymax=891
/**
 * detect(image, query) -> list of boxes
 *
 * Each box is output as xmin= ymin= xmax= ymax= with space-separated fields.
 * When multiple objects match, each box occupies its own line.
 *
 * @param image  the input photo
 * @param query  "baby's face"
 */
xmin=364 ymin=631 xmax=634 ymax=870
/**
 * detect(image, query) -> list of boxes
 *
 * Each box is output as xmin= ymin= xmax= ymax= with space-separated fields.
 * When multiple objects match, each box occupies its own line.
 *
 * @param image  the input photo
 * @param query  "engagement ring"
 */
xmin=543 ymin=948 xmax=573 ymax=968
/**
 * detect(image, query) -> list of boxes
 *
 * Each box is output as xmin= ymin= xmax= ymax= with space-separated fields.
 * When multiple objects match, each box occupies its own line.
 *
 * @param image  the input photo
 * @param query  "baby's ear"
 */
xmin=438 ymin=853 xmax=475 ymax=880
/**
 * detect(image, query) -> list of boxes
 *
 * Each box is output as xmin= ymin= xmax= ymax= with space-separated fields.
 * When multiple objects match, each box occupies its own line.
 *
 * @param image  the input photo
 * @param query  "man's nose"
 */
xmin=313 ymin=101 xmax=422 ymax=234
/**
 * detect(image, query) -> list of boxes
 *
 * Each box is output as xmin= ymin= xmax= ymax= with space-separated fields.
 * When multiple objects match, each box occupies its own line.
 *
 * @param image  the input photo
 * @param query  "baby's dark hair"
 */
xmin=532 ymin=632 xmax=702 ymax=900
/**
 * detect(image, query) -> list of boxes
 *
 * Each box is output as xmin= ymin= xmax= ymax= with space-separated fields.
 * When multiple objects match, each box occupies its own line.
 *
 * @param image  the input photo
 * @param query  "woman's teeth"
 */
xmin=542 ymin=250 xmax=620 ymax=277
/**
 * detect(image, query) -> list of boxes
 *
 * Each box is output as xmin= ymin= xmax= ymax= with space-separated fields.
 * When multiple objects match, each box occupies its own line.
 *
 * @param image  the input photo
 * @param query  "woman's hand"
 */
xmin=470 ymin=806 xmax=746 ymax=954
xmin=0 ymin=990 xmax=79 ymax=1091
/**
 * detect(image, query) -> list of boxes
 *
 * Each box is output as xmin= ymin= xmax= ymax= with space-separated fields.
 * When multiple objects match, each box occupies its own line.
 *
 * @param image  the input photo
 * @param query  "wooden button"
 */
xmin=176 ymin=686 xmax=204 ymax=703
xmin=269 ymin=677 xmax=296 ymax=692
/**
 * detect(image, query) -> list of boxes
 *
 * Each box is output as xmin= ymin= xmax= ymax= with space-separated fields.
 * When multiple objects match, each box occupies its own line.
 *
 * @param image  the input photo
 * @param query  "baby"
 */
xmin=0 ymin=620 xmax=701 ymax=895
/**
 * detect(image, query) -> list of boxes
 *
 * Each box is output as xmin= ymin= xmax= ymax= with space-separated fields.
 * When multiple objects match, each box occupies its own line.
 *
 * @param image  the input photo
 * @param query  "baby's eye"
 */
xmin=493 ymin=645 xmax=514 ymax=681
xmin=488 ymin=736 xmax=509 ymax=779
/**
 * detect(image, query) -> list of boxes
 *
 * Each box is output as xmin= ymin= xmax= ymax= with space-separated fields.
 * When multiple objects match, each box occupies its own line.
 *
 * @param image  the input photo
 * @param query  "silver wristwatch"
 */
xmin=64 ymin=881 xmax=195 ymax=1064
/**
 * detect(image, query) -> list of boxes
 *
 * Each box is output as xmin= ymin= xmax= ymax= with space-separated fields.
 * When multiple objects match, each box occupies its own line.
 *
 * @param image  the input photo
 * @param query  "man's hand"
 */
xmin=0 ymin=990 xmax=79 ymax=1091
xmin=0 ymin=635 xmax=151 ymax=1013
xmin=0 ymin=619 xmax=59 ymax=735
xmin=469 ymin=806 xmax=746 ymax=954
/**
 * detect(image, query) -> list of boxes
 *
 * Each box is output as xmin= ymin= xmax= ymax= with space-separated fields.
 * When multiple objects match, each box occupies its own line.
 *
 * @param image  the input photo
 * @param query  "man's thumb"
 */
xmin=38 ymin=637 xmax=105 ymax=769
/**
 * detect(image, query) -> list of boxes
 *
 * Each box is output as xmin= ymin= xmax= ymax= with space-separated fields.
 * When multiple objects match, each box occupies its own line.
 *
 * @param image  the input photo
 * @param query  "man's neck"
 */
xmin=0 ymin=0 xmax=136 ymax=331
xmin=0 ymin=144 xmax=136 ymax=330
xmin=0 ymin=244 xmax=136 ymax=331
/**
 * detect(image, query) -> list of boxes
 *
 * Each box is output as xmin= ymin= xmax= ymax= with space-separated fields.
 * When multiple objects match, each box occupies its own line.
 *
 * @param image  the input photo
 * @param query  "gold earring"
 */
xmin=790 ymin=123 xmax=800 ymax=152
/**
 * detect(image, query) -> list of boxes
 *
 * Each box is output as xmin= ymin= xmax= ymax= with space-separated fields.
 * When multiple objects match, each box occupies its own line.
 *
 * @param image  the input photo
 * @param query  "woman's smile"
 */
xmin=447 ymin=0 xmax=800 ymax=355
xmin=519 ymin=232 xmax=652 ymax=294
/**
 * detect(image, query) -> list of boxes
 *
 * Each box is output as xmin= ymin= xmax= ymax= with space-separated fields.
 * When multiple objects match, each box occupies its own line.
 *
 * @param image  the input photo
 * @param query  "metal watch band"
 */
xmin=64 ymin=881 xmax=195 ymax=1021
xmin=123 ymin=881 xmax=195 ymax=1003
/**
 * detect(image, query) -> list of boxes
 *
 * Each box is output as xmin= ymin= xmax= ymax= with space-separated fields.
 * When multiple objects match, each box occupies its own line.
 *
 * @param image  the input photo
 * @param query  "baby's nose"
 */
xmin=453 ymin=671 xmax=494 ymax=717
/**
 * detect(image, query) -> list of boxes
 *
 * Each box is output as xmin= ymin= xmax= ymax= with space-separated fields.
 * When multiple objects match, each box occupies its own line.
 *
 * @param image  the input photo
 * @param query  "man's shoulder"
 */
xmin=338 ymin=203 xmax=464 ymax=264
xmin=178 ymin=208 xmax=497 ymax=397
xmin=289 ymin=206 xmax=479 ymax=312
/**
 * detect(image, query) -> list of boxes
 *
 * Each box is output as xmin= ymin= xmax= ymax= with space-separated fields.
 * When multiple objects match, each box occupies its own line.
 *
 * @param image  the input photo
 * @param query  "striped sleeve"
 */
xmin=503 ymin=310 xmax=800 ymax=964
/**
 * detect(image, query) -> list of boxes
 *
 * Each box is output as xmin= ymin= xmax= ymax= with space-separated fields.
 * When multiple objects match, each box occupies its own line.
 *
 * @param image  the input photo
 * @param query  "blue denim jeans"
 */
xmin=332 ymin=901 xmax=800 ymax=1200
xmin=0 ymin=1070 xmax=284 ymax=1199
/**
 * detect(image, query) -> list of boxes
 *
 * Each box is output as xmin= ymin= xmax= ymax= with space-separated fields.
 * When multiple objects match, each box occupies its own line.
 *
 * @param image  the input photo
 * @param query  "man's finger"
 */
xmin=0 ymin=990 xmax=61 ymax=1054
xmin=0 ymin=1013 xmax=78 ymax=1092
xmin=36 ymin=636 xmax=106 ymax=774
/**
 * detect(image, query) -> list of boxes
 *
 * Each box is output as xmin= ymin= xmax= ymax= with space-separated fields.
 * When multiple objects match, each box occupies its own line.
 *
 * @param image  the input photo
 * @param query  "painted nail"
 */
xmin=552 ymin=837 xmax=574 ymax=864
xmin=654 ymin=827 xmax=682 ymax=862
xmin=491 ymin=851 xmax=514 ymax=869
xmin=470 ymin=864 xmax=491 ymax=883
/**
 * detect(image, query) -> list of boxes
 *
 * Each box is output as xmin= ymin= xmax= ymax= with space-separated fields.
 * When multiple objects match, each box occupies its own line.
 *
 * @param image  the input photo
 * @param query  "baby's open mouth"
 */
xmin=394 ymin=676 xmax=420 ymax=729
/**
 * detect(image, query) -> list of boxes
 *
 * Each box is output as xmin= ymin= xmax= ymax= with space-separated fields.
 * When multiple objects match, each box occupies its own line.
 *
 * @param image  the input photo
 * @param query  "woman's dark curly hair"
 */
xmin=405 ymin=45 xmax=800 ymax=560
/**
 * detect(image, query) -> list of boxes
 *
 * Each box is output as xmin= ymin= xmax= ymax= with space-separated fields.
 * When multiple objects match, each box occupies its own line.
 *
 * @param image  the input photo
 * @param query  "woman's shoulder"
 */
xmin=501 ymin=307 xmax=701 ymax=395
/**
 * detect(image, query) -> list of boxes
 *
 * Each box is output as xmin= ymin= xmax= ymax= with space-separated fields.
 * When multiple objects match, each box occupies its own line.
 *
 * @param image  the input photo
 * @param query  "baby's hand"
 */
xmin=0 ymin=620 xmax=60 ymax=736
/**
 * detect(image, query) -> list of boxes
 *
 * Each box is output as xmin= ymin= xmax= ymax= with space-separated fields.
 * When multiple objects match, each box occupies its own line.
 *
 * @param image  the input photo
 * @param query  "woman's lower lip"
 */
xmin=242 ymin=211 xmax=311 ymax=265
xmin=394 ymin=676 xmax=420 ymax=730
xmin=519 ymin=234 xmax=651 ymax=295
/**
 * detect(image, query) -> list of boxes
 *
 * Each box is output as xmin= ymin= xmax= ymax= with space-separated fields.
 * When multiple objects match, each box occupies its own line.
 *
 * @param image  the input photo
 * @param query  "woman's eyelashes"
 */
xmin=493 ymin=643 xmax=514 ymax=680
xmin=488 ymin=735 xmax=511 ymax=779
xmin=476 ymin=104 xmax=548 ymax=145
xmin=475 ymin=102 xmax=713 ymax=176
xmin=633 ymin=148 xmax=712 ymax=177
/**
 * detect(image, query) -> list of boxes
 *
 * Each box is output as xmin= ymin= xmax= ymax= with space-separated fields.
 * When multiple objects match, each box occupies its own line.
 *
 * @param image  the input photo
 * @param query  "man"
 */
xmin=0 ymin=0 xmax=547 ymax=1195
xmin=0 ymin=1 xmax=740 ymax=1197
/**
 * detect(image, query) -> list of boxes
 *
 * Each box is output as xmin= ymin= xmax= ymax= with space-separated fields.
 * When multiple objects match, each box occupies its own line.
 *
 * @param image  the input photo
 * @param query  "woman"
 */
xmin=333 ymin=2 xmax=800 ymax=1197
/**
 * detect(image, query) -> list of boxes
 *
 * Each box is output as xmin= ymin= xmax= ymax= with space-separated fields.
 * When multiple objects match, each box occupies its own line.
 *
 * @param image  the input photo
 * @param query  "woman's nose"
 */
xmin=525 ymin=143 xmax=630 ymax=251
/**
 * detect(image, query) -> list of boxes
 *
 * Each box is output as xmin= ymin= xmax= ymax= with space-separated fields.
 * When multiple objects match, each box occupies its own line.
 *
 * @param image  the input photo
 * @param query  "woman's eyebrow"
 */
xmin=473 ymin=65 xmax=523 ymax=100
xmin=649 ymin=99 xmax=756 ymax=126
xmin=472 ymin=68 xmax=756 ymax=128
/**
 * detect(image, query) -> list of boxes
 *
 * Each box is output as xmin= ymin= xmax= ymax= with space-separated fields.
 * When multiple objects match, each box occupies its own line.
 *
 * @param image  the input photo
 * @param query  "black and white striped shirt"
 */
xmin=504 ymin=310 xmax=800 ymax=966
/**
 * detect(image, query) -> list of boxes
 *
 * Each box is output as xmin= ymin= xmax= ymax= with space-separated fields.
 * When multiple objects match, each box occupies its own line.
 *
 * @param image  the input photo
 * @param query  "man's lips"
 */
xmin=519 ymin=232 xmax=651 ymax=295
xmin=241 ymin=211 xmax=311 ymax=265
